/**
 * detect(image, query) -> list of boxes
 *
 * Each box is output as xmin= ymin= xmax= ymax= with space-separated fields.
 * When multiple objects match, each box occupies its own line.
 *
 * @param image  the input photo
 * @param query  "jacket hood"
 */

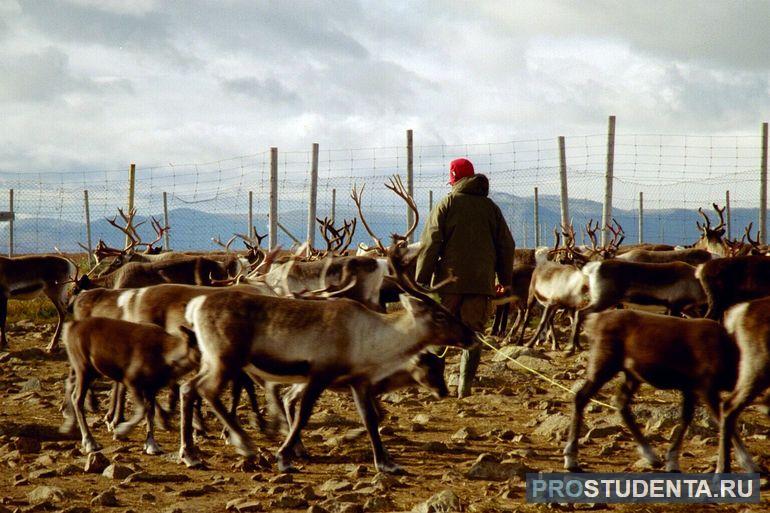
xmin=452 ymin=174 xmax=489 ymax=197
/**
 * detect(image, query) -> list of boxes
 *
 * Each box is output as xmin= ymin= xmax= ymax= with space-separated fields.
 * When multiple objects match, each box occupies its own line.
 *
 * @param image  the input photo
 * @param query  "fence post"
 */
xmin=248 ymin=191 xmax=254 ymax=238
xmin=558 ymin=136 xmax=569 ymax=229
xmin=428 ymin=190 xmax=433 ymax=213
xmin=534 ymin=186 xmax=540 ymax=246
xmin=602 ymin=115 xmax=616 ymax=245
xmin=406 ymin=129 xmax=414 ymax=242
xmin=126 ymin=163 xmax=136 ymax=249
xmin=331 ymin=188 xmax=336 ymax=224
xmin=725 ymin=190 xmax=732 ymax=241
xmin=9 ymin=189 xmax=14 ymax=257
xmin=307 ymin=143 xmax=319 ymax=247
xmin=84 ymin=190 xmax=93 ymax=265
xmin=162 ymin=192 xmax=171 ymax=251
xmin=761 ymin=122 xmax=768 ymax=244
xmin=638 ymin=191 xmax=644 ymax=244
xmin=269 ymin=147 xmax=278 ymax=249
xmin=523 ymin=220 xmax=528 ymax=248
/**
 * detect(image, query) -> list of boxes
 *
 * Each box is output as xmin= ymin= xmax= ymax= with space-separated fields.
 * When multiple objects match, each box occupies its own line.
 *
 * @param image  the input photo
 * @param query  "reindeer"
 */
xmin=60 ymin=317 xmax=199 ymax=455
xmin=697 ymin=255 xmax=770 ymax=320
xmin=693 ymin=203 xmax=729 ymax=256
xmin=718 ymin=297 xmax=770 ymax=473
xmin=72 ymin=255 xmax=241 ymax=294
xmin=616 ymin=247 xmax=714 ymax=265
xmin=278 ymin=351 xmax=448 ymax=459
xmin=179 ymin=249 xmax=476 ymax=473
xmin=491 ymin=264 xmax=535 ymax=338
xmin=0 ymin=254 xmax=77 ymax=352
xmin=566 ymin=259 xmax=706 ymax=353
xmin=564 ymin=309 xmax=747 ymax=473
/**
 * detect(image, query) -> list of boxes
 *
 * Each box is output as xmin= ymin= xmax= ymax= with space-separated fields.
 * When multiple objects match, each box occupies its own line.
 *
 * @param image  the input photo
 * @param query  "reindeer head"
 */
xmin=695 ymin=203 xmax=727 ymax=255
xmin=407 ymin=352 xmax=449 ymax=399
xmin=387 ymin=247 xmax=476 ymax=350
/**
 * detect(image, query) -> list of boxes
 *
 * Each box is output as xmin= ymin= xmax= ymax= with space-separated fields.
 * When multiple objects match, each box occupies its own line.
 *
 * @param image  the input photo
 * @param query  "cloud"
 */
xmin=221 ymin=76 xmax=301 ymax=106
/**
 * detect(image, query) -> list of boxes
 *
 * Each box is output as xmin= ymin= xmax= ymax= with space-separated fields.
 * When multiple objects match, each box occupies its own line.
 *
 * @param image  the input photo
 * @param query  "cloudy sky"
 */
xmin=1 ymin=0 xmax=769 ymax=173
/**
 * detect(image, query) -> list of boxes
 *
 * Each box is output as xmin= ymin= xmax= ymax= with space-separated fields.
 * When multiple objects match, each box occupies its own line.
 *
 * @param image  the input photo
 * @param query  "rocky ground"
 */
xmin=1 ymin=318 xmax=769 ymax=512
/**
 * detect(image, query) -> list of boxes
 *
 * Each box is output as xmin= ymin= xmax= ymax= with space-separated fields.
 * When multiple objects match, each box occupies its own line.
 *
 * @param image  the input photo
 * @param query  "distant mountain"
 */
xmin=2 ymin=195 xmax=760 ymax=253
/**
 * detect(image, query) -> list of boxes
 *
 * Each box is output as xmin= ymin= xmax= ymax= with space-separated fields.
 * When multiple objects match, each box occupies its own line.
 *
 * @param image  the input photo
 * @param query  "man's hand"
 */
xmin=495 ymin=284 xmax=511 ymax=297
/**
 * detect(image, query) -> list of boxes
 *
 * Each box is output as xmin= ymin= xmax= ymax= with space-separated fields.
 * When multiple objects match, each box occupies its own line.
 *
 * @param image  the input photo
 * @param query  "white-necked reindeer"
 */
xmin=180 ymin=248 xmax=476 ymax=473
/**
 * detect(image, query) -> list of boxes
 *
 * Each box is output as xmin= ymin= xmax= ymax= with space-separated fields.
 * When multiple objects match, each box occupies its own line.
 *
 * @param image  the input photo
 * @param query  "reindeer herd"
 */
xmin=2 ymin=189 xmax=770 ymax=479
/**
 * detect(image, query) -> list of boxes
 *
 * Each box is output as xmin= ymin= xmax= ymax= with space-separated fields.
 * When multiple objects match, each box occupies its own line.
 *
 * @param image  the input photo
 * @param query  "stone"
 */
xmin=58 ymin=463 xmax=82 ymax=476
xmin=270 ymin=473 xmax=294 ymax=484
xmin=465 ymin=453 xmax=534 ymax=481
xmin=421 ymin=441 xmax=449 ymax=452
xmin=532 ymin=413 xmax=572 ymax=442
xmin=451 ymin=426 xmax=479 ymax=442
xmin=346 ymin=464 xmax=367 ymax=479
xmin=507 ymin=354 xmax=554 ymax=374
xmin=582 ymin=425 xmax=625 ymax=443
xmin=363 ymin=495 xmax=395 ymax=512
xmin=29 ymin=467 xmax=57 ymax=479
xmin=269 ymin=496 xmax=308 ymax=510
xmin=226 ymin=498 xmax=264 ymax=512
xmin=102 ymin=463 xmax=133 ymax=480
xmin=411 ymin=413 xmax=431 ymax=426
xmin=91 ymin=488 xmax=119 ymax=507
xmin=307 ymin=506 xmax=329 ymax=513
xmin=412 ymin=490 xmax=462 ymax=513
xmin=84 ymin=452 xmax=110 ymax=473
xmin=27 ymin=485 xmax=66 ymax=505
xmin=371 ymin=472 xmax=398 ymax=492
xmin=320 ymin=478 xmax=353 ymax=495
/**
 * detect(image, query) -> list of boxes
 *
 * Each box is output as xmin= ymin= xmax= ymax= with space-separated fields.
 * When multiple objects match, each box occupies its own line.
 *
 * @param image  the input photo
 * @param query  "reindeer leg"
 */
xmin=72 ymin=370 xmax=100 ymax=453
xmin=180 ymin=376 xmax=203 ymax=467
xmin=276 ymin=376 xmax=331 ymax=472
xmin=107 ymin=383 xmax=126 ymax=432
xmin=664 ymin=391 xmax=694 ymax=472
xmin=197 ymin=364 xmax=253 ymax=458
xmin=716 ymin=368 xmax=768 ymax=473
xmin=351 ymin=382 xmax=402 ymax=474
xmin=512 ymin=301 xmax=534 ymax=345
xmin=243 ymin=375 xmax=267 ymax=432
xmin=143 ymin=393 xmax=163 ymax=455
xmin=282 ymin=385 xmax=309 ymax=459
xmin=564 ymin=359 xmax=618 ymax=471
xmin=43 ymin=286 xmax=67 ymax=353
xmin=615 ymin=375 xmax=662 ymax=468
xmin=59 ymin=371 xmax=78 ymax=435
xmin=526 ymin=304 xmax=555 ymax=348
xmin=113 ymin=385 xmax=147 ymax=439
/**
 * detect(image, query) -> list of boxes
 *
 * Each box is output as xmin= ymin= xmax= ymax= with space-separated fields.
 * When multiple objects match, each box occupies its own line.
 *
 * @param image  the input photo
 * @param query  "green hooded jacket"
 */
xmin=415 ymin=174 xmax=515 ymax=295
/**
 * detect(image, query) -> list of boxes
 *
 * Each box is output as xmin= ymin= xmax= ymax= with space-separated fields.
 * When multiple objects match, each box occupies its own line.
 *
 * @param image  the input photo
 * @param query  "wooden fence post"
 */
xmin=428 ymin=190 xmax=433 ymax=213
xmin=126 ymin=163 xmax=136 ymax=249
xmin=558 ymin=136 xmax=569 ymax=229
xmin=406 ymin=129 xmax=414 ymax=242
xmin=307 ymin=143 xmax=319 ymax=247
xmin=162 ymin=192 xmax=171 ymax=250
xmin=761 ymin=122 xmax=768 ymax=244
xmin=248 ymin=191 xmax=254 ymax=239
xmin=84 ymin=190 xmax=93 ymax=265
xmin=331 ymin=188 xmax=336 ymax=224
xmin=269 ymin=147 xmax=278 ymax=249
xmin=534 ymin=186 xmax=540 ymax=247
xmin=9 ymin=189 xmax=14 ymax=257
xmin=725 ymin=190 xmax=732 ymax=241
xmin=638 ymin=191 xmax=644 ymax=244
xmin=602 ymin=116 xmax=616 ymax=245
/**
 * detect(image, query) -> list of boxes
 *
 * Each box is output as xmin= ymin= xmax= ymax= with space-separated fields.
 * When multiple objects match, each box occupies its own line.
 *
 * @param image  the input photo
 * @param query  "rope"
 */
xmin=477 ymin=336 xmax=617 ymax=411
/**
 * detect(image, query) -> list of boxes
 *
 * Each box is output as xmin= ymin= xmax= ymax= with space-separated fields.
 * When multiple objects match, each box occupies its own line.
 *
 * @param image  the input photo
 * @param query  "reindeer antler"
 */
xmin=384 ymin=174 xmax=419 ymax=245
xmin=351 ymin=183 xmax=386 ymax=254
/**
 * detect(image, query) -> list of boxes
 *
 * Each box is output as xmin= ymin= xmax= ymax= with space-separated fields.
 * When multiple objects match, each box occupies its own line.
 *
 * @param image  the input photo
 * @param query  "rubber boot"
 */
xmin=457 ymin=346 xmax=481 ymax=398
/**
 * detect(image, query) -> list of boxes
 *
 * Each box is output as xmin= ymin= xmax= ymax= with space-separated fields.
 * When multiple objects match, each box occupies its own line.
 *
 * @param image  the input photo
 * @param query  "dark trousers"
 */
xmin=439 ymin=293 xmax=490 ymax=398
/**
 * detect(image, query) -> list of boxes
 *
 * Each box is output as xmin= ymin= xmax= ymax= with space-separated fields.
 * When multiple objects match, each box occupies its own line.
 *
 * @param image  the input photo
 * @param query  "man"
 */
xmin=416 ymin=157 xmax=515 ymax=398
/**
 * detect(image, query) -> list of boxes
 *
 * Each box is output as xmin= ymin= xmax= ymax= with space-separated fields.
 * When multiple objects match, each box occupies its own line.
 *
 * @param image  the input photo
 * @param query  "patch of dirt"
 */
xmin=1 ymin=326 xmax=769 ymax=512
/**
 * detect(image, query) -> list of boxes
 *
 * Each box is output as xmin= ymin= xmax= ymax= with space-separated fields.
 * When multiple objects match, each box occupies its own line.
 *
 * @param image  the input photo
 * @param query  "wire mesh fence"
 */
xmin=0 ymin=125 xmax=767 ymax=254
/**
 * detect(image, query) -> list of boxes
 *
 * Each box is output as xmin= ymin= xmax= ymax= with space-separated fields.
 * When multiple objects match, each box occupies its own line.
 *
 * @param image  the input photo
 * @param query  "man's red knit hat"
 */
xmin=449 ymin=158 xmax=474 ymax=185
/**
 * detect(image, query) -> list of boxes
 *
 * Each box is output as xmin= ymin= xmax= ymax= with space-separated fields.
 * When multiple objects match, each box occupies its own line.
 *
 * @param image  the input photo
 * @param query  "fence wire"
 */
xmin=0 ymin=132 xmax=765 ymax=254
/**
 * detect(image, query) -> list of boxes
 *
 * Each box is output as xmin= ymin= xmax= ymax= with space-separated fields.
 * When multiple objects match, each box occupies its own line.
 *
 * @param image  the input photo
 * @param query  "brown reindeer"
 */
xmin=696 ymin=255 xmax=770 ymax=320
xmin=179 ymin=249 xmax=476 ymax=473
xmin=564 ymin=309 xmax=749 ymax=473
xmin=61 ymin=317 xmax=199 ymax=455
xmin=0 ymin=255 xmax=77 ymax=352
xmin=693 ymin=203 xmax=728 ymax=256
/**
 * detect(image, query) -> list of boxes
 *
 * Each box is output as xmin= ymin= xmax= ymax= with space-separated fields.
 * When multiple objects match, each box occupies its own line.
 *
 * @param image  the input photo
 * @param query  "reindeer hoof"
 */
xmin=144 ymin=440 xmax=163 ymax=455
xmin=82 ymin=439 xmax=101 ymax=454
xmin=376 ymin=460 xmax=404 ymax=474
xmin=276 ymin=453 xmax=298 ymax=473
xmin=113 ymin=424 xmax=133 ymax=439
xmin=564 ymin=455 xmax=582 ymax=472
xmin=180 ymin=449 xmax=204 ymax=468
xmin=292 ymin=443 xmax=310 ymax=460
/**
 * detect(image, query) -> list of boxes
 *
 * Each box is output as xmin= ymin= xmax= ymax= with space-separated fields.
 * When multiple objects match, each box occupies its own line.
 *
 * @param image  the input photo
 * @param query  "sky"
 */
xmin=1 ymin=0 xmax=769 ymax=173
